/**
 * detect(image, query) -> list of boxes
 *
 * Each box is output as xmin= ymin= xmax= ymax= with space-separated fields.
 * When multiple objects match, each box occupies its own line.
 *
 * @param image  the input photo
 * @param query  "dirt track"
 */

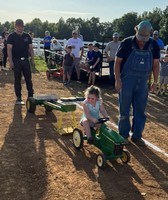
xmin=0 ymin=69 xmax=168 ymax=200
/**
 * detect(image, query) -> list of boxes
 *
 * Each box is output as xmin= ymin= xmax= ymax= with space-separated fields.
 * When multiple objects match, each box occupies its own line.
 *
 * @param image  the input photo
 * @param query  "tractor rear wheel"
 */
xmin=121 ymin=149 xmax=131 ymax=163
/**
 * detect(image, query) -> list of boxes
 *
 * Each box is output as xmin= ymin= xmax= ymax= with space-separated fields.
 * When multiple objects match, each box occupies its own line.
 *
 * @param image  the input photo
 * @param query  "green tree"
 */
xmin=27 ymin=18 xmax=43 ymax=37
xmin=56 ymin=17 xmax=71 ymax=39
xmin=141 ymin=7 xmax=163 ymax=31
xmin=159 ymin=6 xmax=168 ymax=44
xmin=112 ymin=12 xmax=139 ymax=39
xmin=0 ymin=5 xmax=167 ymax=44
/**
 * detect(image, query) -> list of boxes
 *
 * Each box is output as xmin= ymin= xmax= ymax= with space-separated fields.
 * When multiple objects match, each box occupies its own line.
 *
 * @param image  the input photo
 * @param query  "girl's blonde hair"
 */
xmin=84 ymin=85 xmax=101 ymax=99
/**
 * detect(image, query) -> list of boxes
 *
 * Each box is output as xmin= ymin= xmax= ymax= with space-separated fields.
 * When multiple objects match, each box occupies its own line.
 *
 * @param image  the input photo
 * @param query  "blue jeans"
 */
xmin=119 ymin=75 xmax=148 ymax=139
xmin=109 ymin=61 xmax=115 ymax=86
xmin=118 ymin=46 xmax=152 ymax=140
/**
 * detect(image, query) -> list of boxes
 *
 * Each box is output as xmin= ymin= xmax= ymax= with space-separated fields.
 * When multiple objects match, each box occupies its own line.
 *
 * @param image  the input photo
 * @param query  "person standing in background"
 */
xmin=104 ymin=32 xmax=120 ymax=88
xmin=28 ymin=32 xmax=34 ymax=40
xmin=66 ymin=30 xmax=84 ymax=83
xmin=149 ymin=30 xmax=165 ymax=90
xmin=157 ymin=47 xmax=168 ymax=96
xmin=7 ymin=19 xmax=34 ymax=105
xmin=152 ymin=30 xmax=165 ymax=50
xmin=0 ymin=36 xmax=4 ymax=71
xmin=43 ymin=30 xmax=52 ymax=63
xmin=1 ymin=27 xmax=8 ymax=39
xmin=3 ymin=32 xmax=9 ymax=69
xmin=62 ymin=45 xmax=75 ymax=85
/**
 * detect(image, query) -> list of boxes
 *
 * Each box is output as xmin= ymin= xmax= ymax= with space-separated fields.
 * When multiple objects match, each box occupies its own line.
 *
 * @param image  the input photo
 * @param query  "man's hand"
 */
xmin=9 ymin=61 xmax=14 ymax=70
xmin=115 ymin=79 xmax=122 ymax=92
xmin=150 ymin=82 xmax=158 ymax=92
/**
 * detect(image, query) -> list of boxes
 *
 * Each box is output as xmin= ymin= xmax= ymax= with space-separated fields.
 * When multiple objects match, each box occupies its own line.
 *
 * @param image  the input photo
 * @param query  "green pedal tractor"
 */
xmin=72 ymin=117 xmax=131 ymax=169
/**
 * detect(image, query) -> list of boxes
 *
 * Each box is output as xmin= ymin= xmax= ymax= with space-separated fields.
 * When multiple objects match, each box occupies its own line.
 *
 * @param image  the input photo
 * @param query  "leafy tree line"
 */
xmin=1 ymin=6 xmax=168 ymax=44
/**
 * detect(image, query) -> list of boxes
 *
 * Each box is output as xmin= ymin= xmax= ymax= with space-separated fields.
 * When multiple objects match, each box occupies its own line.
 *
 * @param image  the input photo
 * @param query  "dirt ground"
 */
xmin=0 ymin=69 xmax=168 ymax=200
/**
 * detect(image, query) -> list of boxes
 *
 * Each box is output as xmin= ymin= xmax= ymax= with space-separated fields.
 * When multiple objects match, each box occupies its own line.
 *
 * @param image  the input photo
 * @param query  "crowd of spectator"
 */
xmin=1 ymin=24 xmax=168 ymax=96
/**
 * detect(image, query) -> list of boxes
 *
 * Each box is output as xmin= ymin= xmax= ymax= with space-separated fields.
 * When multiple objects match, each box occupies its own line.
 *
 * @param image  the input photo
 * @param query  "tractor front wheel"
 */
xmin=96 ymin=154 xmax=106 ymax=169
xmin=72 ymin=128 xmax=83 ymax=150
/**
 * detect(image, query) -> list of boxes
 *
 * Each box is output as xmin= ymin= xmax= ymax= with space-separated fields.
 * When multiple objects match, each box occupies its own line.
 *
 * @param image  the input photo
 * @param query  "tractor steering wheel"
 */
xmin=97 ymin=117 xmax=109 ymax=124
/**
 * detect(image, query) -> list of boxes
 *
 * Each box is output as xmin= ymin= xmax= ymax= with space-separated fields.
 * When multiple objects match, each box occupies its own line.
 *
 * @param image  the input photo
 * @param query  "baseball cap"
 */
xmin=113 ymin=32 xmax=119 ymax=38
xmin=93 ymin=43 xmax=100 ymax=48
xmin=153 ymin=30 xmax=159 ymax=35
xmin=135 ymin=20 xmax=153 ymax=42
xmin=15 ymin=19 xmax=24 ymax=26
xmin=72 ymin=30 xmax=78 ymax=34
xmin=67 ymin=45 xmax=72 ymax=49
xmin=45 ymin=30 xmax=50 ymax=34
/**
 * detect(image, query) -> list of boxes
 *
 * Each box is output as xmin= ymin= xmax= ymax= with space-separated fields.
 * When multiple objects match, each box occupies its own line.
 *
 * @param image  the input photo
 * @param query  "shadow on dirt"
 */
xmin=127 ymin=144 xmax=168 ymax=195
xmin=0 ymin=105 xmax=56 ymax=199
xmin=1 ymin=101 xmax=167 ymax=199
xmin=54 ymin=134 xmax=146 ymax=200
xmin=147 ymin=93 xmax=168 ymax=128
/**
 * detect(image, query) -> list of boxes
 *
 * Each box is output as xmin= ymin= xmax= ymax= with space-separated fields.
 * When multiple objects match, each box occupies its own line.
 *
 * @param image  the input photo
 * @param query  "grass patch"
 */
xmin=34 ymin=56 xmax=47 ymax=72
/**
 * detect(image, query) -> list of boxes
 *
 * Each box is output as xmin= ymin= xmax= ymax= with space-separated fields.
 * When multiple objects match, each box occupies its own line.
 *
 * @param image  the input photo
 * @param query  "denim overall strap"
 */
xmin=118 ymin=39 xmax=153 ymax=139
xmin=121 ymin=39 xmax=153 ymax=78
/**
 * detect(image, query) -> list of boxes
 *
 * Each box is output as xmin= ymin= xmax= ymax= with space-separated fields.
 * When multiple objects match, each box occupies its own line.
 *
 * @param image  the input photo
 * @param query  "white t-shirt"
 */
xmin=66 ymin=38 xmax=84 ymax=58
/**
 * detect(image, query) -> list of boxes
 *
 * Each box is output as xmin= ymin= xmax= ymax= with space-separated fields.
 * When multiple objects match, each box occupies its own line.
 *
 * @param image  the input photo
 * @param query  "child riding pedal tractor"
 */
xmin=73 ymin=117 xmax=130 ymax=169
xmin=72 ymin=85 xmax=130 ymax=169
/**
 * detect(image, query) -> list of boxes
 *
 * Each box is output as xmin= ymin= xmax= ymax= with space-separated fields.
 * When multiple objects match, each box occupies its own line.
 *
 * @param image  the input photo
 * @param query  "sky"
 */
xmin=0 ymin=0 xmax=167 ymax=24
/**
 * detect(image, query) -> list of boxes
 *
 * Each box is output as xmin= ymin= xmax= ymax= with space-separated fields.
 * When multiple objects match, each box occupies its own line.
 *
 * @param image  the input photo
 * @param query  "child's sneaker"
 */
xmin=87 ymin=136 xmax=94 ymax=144
xmin=77 ymin=80 xmax=82 ymax=84
xmin=66 ymin=80 xmax=71 ymax=85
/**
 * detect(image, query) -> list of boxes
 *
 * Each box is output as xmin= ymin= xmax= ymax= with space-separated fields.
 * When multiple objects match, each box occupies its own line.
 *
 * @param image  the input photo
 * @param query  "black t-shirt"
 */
xmin=92 ymin=50 xmax=102 ymax=66
xmin=116 ymin=36 xmax=160 ymax=71
xmin=7 ymin=31 xmax=32 ymax=59
xmin=64 ymin=53 xmax=73 ymax=66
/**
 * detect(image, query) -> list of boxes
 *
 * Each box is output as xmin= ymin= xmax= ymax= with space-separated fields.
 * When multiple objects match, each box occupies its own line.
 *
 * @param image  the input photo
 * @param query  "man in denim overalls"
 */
xmin=114 ymin=21 xmax=160 ymax=146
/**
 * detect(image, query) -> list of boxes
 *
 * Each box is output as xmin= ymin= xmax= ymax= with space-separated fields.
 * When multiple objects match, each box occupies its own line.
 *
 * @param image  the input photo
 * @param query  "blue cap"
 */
xmin=136 ymin=21 xmax=153 ymax=42
xmin=113 ymin=32 xmax=119 ymax=37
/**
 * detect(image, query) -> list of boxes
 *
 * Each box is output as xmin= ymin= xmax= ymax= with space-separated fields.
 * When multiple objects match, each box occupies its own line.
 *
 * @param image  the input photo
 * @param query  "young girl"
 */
xmin=80 ymin=85 xmax=109 ymax=143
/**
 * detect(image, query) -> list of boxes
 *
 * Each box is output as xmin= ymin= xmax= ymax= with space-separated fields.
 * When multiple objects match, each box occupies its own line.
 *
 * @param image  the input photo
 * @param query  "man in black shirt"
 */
xmin=7 ymin=19 xmax=34 ymax=105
